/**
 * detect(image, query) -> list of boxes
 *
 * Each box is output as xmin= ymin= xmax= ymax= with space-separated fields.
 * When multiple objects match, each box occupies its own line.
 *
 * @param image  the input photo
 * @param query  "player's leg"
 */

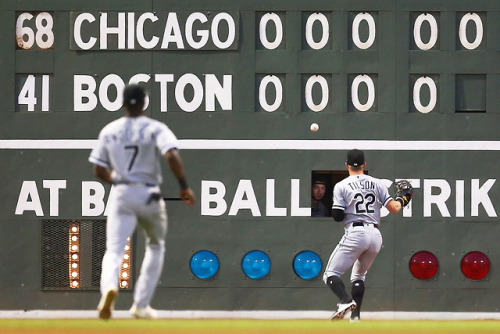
xmin=327 ymin=274 xmax=357 ymax=320
xmin=349 ymin=229 xmax=383 ymax=321
xmin=323 ymin=232 xmax=367 ymax=296
xmin=323 ymin=232 xmax=366 ymax=284
xmin=132 ymin=236 xmax=166 ymax=308
xmin=100 ymin=214 xmax=137 ymax=291
xmin=98 ymin=212 xmax=137 ymax=319
xmin=131 ymin=197 xmax=168 ymax=317
xmin=350 ymin=280 xmax=364 ymax=321
xmin=349 ymin=260 xmax=371 ymax=321
xmin=350 ymin=230 xmax=382 ymax=282
xmin=326 ymin=275 xmax=350 ymax=302
xmin=323 ymin=231 xmax=367 ymax=319
xmin=100 ymin=189 xmax=138 ymax=293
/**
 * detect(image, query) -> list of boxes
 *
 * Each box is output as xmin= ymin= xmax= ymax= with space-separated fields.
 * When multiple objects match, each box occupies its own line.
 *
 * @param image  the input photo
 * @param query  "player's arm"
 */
xmin=165 ymin=148 xmax=195 ymax=206
xmin=385 ymin=199 xmax=402 ymax=214
xmin=89 ymin=130 xmax=112 ymax=184
xmin=331 ymin=185 xmax=345 ymax=222
xmin=332 ymin=209 xmax=344 ymax=222
xmin=93 ymin=164 xmax=113 ymax=184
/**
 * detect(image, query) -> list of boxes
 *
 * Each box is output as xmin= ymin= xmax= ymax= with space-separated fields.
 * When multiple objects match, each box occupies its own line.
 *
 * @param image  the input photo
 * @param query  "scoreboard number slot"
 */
xmin=16 ymin=74 xmax=51 ymax=112
xmin=16 ymin=12 xmax=54 ymax=50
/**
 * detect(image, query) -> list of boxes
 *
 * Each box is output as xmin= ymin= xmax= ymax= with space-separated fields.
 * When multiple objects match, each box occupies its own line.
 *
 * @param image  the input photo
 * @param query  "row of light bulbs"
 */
xmin=69 ymin=225 xmax=80 ymax=288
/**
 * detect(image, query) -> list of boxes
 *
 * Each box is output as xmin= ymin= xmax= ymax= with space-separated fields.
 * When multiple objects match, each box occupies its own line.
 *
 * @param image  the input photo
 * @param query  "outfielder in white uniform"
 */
xmin=89 ymin=84 xmax=195 ymax=320
xmin=324 ymin=149 xmax=406 ymax=322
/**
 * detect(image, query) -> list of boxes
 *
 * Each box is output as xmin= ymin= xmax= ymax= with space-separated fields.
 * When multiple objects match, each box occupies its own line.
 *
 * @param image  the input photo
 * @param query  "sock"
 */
xmin=326 ymin=275 xmax=351 ymax=303
xmin=351 ymin=280 xmax=365 ymax=318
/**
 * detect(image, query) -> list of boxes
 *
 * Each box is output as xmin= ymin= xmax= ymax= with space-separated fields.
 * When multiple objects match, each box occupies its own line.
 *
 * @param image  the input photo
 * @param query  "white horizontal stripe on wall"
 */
xmin=0 ymin=139 xmax=499 ymax=151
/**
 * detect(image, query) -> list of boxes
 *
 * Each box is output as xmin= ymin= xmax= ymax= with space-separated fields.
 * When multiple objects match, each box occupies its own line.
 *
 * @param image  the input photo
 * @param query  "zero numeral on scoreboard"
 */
xmin=16 ymin=12 xmax=54 ymax=49
xmin=16 ymin=74 xmax=50 ymax=112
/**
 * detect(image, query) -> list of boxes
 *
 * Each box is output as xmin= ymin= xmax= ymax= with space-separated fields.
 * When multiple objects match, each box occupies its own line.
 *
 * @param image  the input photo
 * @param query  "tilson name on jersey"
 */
xmin=347 ymin=180 xmax=375 ymax=191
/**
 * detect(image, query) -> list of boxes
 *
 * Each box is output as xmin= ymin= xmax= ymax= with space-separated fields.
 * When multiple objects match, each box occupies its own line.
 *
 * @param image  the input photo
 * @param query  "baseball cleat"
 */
xmin=331 ymin=300 xmax=357 ymax=320
xmin=97 ymin=287 xmax=118 ymax=320
xmin=130 ymin=304 xmax=158 ymax=319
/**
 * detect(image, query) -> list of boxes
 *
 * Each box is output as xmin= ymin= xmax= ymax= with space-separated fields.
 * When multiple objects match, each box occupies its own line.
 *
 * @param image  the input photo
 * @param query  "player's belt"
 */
xmin=352 ymin=222 xmax=379 ymax=229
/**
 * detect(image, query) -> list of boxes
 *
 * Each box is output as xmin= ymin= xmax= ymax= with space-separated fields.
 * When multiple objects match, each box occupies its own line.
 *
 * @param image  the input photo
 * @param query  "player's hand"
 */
xmin=393 ymin=180 xmax=413 ymax=207
xmin=180 ymin=188 xmax=195 ymax=206
xmin=396 ymin=195 xmax=411 ymax=207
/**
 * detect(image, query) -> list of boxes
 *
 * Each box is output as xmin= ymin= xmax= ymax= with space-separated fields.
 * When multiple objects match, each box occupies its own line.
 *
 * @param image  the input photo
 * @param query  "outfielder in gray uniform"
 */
xmin=324 ymin=149 xmax=409 ymax=322
xmin=89 ymin=84 xmax=195 ymax=320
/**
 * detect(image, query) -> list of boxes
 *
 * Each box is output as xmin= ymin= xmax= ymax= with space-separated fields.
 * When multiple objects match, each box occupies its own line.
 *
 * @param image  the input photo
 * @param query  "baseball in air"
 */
xmin=310 ymin=123 xmax=319 ymax=132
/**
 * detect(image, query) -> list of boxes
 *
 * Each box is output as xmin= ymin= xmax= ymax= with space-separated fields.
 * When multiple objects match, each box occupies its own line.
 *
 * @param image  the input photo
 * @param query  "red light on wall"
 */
xmin=461 ymin=251 xmax=490 ymax=281
xmin=409 ymin=251 xmax=439 ymax=280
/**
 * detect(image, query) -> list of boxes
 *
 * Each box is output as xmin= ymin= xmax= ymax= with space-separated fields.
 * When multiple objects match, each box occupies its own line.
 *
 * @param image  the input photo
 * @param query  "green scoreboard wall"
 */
xmin=1 ymin=0 xmax=500 ymax=312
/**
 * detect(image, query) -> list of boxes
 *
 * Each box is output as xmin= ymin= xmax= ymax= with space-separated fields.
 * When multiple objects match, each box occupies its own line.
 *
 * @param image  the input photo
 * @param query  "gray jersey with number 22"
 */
xmin=332 ymin=174 xmax=392 ymax=226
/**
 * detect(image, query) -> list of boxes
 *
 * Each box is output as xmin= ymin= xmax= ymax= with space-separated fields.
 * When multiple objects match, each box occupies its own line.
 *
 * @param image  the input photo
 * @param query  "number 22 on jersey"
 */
xmin=354 ymin=193 xmax=375 ymax=213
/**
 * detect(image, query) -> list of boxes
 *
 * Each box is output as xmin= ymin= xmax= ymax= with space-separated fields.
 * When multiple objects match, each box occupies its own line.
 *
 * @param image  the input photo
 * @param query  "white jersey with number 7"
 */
xmin=89 ymin=115 xmax=179 ymax=186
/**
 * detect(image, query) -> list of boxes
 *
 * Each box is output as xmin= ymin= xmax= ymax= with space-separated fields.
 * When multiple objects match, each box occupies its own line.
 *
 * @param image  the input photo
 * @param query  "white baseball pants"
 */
xmin=100 ymin=184 xmax=167 ymax=309
xmin=323 ymin=224 xmax=382 ymax=283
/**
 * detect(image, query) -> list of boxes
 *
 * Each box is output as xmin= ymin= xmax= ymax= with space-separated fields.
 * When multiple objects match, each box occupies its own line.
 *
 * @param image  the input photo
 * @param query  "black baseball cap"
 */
xmin=123 ymin=84 xmax=146 ymax=106
xmin=312 ymin=178 xmax=326 ymax=186
xmin=346 ymin=149 xmax=365 ymax=167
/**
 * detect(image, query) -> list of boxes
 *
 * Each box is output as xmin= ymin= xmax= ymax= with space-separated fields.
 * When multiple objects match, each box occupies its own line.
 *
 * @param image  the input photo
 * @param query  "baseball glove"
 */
xmin=393 ymin=180 xmax=413 ymax=207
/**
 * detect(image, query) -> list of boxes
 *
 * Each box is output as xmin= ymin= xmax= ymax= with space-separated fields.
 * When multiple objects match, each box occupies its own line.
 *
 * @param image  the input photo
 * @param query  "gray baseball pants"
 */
xmin=100 ymin=184 xmax=167 ymax=309
xmin=323 ymin=224 xmax=382 ymax=283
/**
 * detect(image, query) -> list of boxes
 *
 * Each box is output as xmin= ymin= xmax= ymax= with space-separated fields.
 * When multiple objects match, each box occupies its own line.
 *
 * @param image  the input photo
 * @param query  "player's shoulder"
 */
xmin=362 ymin=174 xmax=386 ymax=187
xmin=139 ymin=117 xmax=178 ymax=145
xmin=99 ymin=117 xmax=126 ymax=135
xmin=362 ymin=174 xmax=380 ymax=182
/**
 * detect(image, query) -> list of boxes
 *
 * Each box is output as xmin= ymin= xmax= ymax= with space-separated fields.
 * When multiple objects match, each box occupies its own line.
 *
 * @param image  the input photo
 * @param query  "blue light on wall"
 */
xmin=190 ymin=250 xmax=219 ymax=279
xmin=293 ymin=251 xmax=322 ymax=279
xmin=241 ymin=250 xmax=271 ymax=279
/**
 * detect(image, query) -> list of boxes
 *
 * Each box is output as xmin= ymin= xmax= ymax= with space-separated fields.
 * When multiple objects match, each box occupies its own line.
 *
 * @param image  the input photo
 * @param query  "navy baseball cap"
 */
xmin=312 ymin=178 xmax=326 ymax=186
xmin=346 ymin=149 xmax=365 ymax=167
xmin=123 ymin=84 xmax=146 ymax=106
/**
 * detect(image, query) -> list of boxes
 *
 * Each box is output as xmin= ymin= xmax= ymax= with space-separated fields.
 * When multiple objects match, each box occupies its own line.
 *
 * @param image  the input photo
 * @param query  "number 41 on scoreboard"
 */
xmin=15 ymin=74 xmax=51 ymax=112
